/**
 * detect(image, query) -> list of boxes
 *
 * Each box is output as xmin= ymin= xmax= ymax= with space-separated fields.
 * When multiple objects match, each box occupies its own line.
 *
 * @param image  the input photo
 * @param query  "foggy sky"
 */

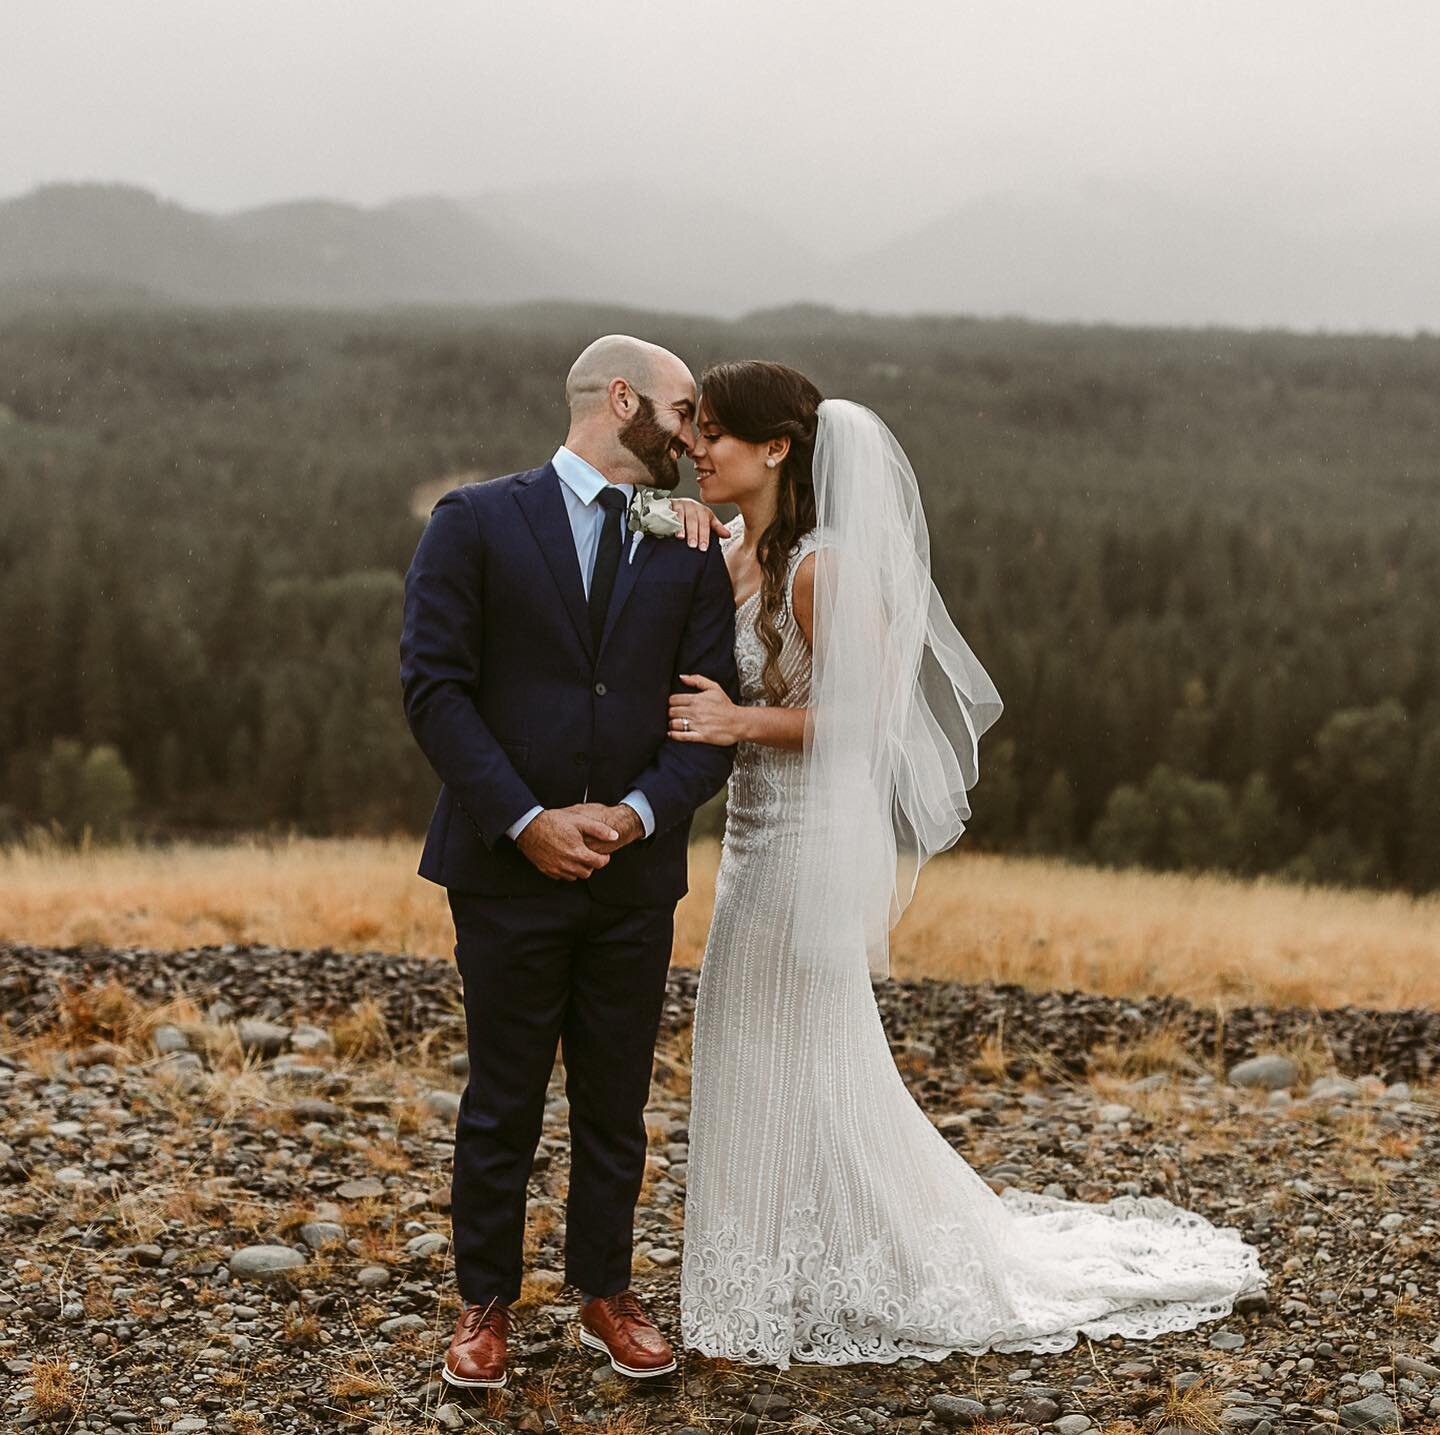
xmin=5 ymin=2 xmax=1439 ymax=292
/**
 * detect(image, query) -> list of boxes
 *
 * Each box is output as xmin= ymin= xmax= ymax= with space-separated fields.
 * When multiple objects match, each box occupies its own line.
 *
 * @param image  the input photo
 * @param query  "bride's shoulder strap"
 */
xmin=784 ymin=526 xmax=821 ymax=606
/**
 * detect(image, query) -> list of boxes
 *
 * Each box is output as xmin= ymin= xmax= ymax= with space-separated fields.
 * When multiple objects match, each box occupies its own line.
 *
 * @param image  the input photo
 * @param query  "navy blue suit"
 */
xmin=400 ymin=461 xmax=737 ymax=1303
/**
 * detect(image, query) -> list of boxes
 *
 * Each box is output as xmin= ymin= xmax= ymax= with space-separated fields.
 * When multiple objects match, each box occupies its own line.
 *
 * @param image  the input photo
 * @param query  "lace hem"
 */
xmin=680 ymin=1193 xmax=1265 ymax=1370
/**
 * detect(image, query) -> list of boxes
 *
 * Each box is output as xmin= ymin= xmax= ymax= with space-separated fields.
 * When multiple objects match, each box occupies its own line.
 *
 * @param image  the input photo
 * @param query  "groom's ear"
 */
xmin=609 ymin=377 xmax=634 ymax=420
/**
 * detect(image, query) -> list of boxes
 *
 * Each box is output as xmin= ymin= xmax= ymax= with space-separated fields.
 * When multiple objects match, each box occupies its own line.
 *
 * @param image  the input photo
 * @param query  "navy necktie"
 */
xmin=588 ymin=487 xmax=628 ymax=648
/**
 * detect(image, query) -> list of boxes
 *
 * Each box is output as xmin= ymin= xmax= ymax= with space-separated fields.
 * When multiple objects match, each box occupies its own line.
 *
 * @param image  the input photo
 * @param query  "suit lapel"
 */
xmin=515 ymin=463 xmax=594 ymax=659
xmin=599 ymin=529 xmax=658 ymax=656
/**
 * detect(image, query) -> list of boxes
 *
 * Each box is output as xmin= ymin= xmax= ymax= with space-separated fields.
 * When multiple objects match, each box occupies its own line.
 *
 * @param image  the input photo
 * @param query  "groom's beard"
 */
xmin=619 ymin=393 xmax=681 ymax=489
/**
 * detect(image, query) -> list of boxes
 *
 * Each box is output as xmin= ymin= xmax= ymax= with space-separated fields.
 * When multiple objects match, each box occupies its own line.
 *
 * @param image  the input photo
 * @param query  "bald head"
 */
xmin=565 ymin=334 xmax=691 ymax=416
xmin=560 ymin=334 xmax=699 ymax=489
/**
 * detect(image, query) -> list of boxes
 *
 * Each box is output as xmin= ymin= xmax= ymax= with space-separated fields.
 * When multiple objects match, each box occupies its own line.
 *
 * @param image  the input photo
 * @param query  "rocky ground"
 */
xmin=1 ymin=939 xmax=1437 ymax=1435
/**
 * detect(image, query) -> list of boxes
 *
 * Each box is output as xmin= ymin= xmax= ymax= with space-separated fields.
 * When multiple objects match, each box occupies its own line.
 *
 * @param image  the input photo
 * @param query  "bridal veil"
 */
xmin=795 ymin=399 xmax=1003 ymax=980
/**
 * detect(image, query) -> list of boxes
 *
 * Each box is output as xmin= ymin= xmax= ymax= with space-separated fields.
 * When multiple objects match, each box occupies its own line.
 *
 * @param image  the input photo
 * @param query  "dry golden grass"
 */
xmin=280 ymin=1309 xmax=324 ymax=1348
xmin=3 ymin=833 xmax=1438 ymax=1010
xmin=583 ymin=1414 xmax=655 ymax=1435
xmin=1087 ymin=1016 xmax=1203 ymax=1078
xmin=326 ymin=1357 xmax=393 ymax=1400
xmin=523 ymin=1200 xmax=560 ymax=1262
xmin=54 ymin=975 xmax=146 ymax=1046
xmin=514 ymin=1270 xmax=566 ymax=1312
xmin=1158 ymin=1376 xmax=1225 ymax=1435
xmin=333 ymin=997 xmax=393 ymax=1061
xmin=27 ymin=1356 xmax=82 ymax=1416
xmin=1391 ymin=1294 xmax=1430 ymax=1325
xmin=970 ymin=1024 xmax=1012 ymax=1082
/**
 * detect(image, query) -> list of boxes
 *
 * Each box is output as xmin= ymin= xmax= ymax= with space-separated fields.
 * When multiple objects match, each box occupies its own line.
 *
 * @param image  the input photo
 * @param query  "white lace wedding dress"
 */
xmin=679 ymin=517 xmax=1264 ymax=1369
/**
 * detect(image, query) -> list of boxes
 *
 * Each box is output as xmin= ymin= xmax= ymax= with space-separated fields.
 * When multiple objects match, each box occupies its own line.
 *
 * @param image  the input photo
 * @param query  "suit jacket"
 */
xmin=400 ymin=461 xmax=739 ymax=904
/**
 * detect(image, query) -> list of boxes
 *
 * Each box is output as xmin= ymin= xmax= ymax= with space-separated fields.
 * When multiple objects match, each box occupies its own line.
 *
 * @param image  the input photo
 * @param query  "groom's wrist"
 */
xmin=618 ymin=788 xmax=655 ymax=840
xmin=615 ymin=802 xmax=647 ymax=845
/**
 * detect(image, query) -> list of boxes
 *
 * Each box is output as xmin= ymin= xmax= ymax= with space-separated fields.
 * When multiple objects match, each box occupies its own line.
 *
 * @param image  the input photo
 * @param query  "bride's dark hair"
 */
xmin=699 ymin=360 xmax=822 ymax=705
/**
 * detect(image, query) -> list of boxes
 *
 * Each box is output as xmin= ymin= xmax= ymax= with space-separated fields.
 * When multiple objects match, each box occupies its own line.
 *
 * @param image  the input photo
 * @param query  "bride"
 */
xmin=662 ymin=360 xmax=1264 ymax=1369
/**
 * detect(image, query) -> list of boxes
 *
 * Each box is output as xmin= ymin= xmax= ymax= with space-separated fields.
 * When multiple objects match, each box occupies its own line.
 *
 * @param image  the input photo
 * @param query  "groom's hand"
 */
xmin=580 ymin=802 xmax=645 ymax=855
xmin=515 ymin=806 xmax=620 ymax=881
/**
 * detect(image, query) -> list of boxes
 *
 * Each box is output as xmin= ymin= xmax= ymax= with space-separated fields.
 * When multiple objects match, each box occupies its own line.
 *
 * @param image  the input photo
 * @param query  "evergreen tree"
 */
xmin=1165 ymin=676 xmax=1214 ymax=775
xmin=1233 ymin=771 xmax=1284 ymax=876
xmin=224 ymin=726 xmax=259 ymax=823
xmin=1090 ymin=783 xmax=1159 ymax=869
xmin=37 ymin=738 xmax=135 ymax=842
xmin=1027 ymin=769 xmax=1076 ymax=853
xmin=1298 ymin=700 xmax=1411 ymax=879
xmin=258 ymin=706 xmax=310 ymax=821
xmin=38 ymin=738 xmax=85 ymax=836
xmin=1146 ymin=765 xmax=1237 ymax=872
xmin=1286 ymin=828 xmax=1384 ymax=888
xmin=965 ymin=737 xmax=1020 ymax=848
xmin=157 ymin=731 xmax=185 ymax=806
xmin=77 ymin=744 xmax=136 ymax=841
xmin=78 ymin=597 xmax=125 ymax=747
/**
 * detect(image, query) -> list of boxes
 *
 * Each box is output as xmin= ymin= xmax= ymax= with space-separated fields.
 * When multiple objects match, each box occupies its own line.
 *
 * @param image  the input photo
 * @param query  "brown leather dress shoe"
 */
xmin=443 ymin=1298 xmax=510 ymax=1389
xmin=578 ymin=1289 xmax=677 ymax=1378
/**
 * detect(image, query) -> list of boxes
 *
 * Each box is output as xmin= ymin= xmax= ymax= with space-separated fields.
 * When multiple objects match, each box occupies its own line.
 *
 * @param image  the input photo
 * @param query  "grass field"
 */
xmin=2 ymin=834 xmax=1436 ymax=1011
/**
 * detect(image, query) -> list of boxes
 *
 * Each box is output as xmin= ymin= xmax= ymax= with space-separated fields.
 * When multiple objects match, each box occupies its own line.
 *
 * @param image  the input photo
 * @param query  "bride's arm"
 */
xmin=669 ymin=496 xmax=731 ymax=550
xmin=669 ymin=553 xmax=815 ymax=753
xmin=732 ymin=704 xmax=808 ymax=751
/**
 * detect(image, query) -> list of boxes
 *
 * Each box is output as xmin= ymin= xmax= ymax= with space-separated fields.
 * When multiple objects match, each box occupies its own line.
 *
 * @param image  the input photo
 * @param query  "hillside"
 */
xmin=0 ymin=183 xmax=559 ymax=308
xmin=3 ymin=181 xmax=1438 ymax=328
xmin=0 ymin=302 xmax=1437 ymax=891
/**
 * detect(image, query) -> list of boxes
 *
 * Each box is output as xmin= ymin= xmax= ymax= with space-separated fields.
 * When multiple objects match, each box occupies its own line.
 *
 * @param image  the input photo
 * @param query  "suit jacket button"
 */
xmin=574 ymin=753 xmax=588 ymax=767
xmin=594 ymin=682 xmax=607 ymax=696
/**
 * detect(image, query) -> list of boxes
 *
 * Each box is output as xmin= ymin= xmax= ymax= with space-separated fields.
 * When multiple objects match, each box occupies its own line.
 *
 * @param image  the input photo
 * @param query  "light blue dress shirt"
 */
xmin=504 ymin=446 xmax=657 ymax=844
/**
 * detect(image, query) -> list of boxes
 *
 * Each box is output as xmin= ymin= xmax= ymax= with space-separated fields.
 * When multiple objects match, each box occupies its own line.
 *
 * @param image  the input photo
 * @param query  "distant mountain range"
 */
xmin=1 ymin=181 xmax=1435 ymax=331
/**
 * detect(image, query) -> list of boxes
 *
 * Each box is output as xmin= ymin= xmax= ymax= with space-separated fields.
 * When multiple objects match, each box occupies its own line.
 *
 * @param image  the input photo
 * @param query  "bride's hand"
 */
xmin=669 ymin=674 xmax=745 ymax=745
xmin=670 ymin=497 xmax=731 ymax=551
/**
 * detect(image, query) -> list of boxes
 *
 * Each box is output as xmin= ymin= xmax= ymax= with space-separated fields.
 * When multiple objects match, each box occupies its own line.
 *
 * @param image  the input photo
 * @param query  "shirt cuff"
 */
xmin=505 ymin=805 xmax=544 ymax=843
xmin=620 ymin=789 xmax=656 ymax=839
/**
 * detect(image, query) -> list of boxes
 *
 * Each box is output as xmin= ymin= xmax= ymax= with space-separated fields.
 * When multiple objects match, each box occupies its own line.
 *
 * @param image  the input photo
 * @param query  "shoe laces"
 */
xmin=460 ymin=1298 xmax=509 ymax=1337
xmin=603 ymin=1289 xmax=648 ymax=1324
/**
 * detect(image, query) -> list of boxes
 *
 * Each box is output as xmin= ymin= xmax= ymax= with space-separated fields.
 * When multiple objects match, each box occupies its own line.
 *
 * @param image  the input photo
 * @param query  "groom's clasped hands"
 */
xmin=512 ymin=497 xmax=738 ymax=885
xmin=513 ymin=801 xmax=646 ymax=880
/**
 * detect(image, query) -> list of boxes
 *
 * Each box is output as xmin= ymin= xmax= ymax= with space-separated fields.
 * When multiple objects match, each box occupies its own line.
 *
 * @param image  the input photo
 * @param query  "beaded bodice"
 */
xmin=719 ymin=518 xmax=818 ymax=851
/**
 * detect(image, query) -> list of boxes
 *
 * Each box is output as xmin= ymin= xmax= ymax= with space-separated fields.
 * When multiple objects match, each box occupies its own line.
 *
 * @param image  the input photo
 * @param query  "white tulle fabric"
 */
xmin=679 ymin=426 xmax=1265 ymax=1369
xmin=796 ymin=399 xmax=1003 ymax=981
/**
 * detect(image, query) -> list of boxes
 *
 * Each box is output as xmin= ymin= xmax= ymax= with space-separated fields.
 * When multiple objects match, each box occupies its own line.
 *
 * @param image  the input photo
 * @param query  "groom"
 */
xmin=400 ymin=335 xmax=738 ymax=1389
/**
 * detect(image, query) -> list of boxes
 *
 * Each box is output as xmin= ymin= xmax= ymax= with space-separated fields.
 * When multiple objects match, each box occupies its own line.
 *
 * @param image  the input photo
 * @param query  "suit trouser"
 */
xmin=446 ymin=884 xmax=675 ymax=1305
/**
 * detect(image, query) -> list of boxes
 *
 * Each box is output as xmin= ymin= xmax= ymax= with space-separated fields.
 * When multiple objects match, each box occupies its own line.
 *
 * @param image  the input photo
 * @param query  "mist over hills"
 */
xmin=0 ymin=183 xmax=551 ymax=308
xmin=834 ymin=185 xmax=1440 ymax=332
xmin=1 ymin=179 xmax=1435 ymax=331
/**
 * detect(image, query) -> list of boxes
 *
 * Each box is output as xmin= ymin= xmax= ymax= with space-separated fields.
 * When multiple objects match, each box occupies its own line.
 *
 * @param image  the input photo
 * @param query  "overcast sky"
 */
xmin=5 ymin=0 xmax=1439 ymax=254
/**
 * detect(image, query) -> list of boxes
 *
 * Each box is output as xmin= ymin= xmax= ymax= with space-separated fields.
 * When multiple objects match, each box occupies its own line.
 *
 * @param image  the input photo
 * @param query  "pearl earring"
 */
xmin=766 ymin=459 xmax=777 ymax=469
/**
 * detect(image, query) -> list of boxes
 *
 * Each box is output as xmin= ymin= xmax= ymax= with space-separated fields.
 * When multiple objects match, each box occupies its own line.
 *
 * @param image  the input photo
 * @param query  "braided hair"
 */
xmin=699 ymin=361 xmax=822 ymax=706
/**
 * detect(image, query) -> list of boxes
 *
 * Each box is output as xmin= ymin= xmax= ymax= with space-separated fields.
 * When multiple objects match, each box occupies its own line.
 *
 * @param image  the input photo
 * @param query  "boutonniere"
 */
xmin=628 ymin=487 xmax=684 ymax=539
